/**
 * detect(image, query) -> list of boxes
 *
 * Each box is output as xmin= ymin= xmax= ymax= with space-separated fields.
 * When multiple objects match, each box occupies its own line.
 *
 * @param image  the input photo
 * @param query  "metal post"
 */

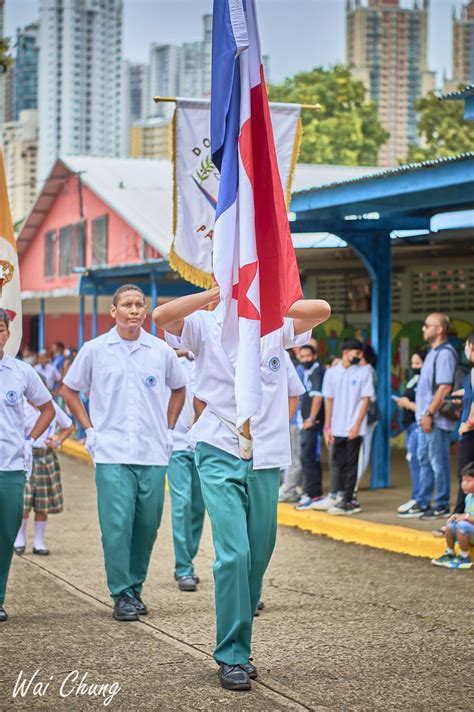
xmin=79 ymin=294 xmax=85 ymax=347
xmin=151 ymin=272 xmax=158 ymax=336
xmin=92 ymin=287 xmax=98 ymax=339
xmin=38 ymin=297 xmax=45 ymax=351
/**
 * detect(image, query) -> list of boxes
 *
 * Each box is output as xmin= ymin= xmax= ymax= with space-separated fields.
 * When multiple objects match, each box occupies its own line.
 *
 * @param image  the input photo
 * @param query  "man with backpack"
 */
xmin=400 ymin=313 xmax=457 ymax=520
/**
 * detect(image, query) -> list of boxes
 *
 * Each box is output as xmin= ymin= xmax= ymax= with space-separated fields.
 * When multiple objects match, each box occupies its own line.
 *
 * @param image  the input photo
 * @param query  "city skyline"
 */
xmin=4 ymin=0 xmax=468 ymax=88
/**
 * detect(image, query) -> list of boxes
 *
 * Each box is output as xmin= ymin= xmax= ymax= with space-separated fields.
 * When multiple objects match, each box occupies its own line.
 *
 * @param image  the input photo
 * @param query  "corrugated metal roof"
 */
xmin=441 ymin=84 xmax=474 ymax=100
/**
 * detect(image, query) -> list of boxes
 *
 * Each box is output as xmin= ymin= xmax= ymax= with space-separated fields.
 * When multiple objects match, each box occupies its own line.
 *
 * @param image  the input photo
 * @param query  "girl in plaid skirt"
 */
xmin=14 ymin=400 xmax=73 ymax=555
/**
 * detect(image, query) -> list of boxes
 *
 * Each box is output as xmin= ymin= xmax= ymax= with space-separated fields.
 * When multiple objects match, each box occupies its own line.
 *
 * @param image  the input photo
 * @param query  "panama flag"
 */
xmin=211 ymin=0 xmax=303 ymax=427
xmin=0 ymin=148 xmax=22 ymax=356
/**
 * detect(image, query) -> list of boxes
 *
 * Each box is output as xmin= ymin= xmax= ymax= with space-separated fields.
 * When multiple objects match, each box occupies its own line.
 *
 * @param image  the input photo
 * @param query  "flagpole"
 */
xmin=153 ymin=95 xmax=322 ymax=111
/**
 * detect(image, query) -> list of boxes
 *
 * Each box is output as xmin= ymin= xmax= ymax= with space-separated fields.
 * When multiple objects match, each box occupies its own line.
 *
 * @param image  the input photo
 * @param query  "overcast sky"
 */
xmin=4 ymin=0 xmax=466 ymax=86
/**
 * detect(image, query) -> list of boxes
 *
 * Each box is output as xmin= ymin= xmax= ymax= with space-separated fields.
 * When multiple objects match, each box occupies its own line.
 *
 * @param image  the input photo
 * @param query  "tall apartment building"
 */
xmin=346 ymin=0 xmax=435 ymax=166
xmin=148 ymin=43 xmax=180 ymax=119
xmin=452 ymin=1 xmax=474 ymax=84
xmin=121 ymin=61 xmax=147 ymax=156
xmin=130 ymin=118 xmax=172 ymax=160
xmin=14 ymin=23 xmax=39 ymax=119
xmin=38 ymin=0 xmax=123 ymax=180
xmin=0 ymin=109 xmax=38 ymax=224
xmin=0 ymin=0 xmax=15 ymax=124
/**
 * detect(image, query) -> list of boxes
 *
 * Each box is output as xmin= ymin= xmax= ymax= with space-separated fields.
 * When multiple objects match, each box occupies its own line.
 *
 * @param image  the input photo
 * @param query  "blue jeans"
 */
xmin=417 ymin=426 xmax=451 ymax=509
xmin=405 ymin=422 xmax=422 ymax=502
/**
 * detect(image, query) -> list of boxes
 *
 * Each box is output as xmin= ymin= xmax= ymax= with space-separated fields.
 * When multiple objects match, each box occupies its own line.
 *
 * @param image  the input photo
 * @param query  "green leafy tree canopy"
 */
xmin=0 ymin=37 xmax=12 ymax=74
xmin=404 ymin=89 xmax=474 ymax=164
xmin=267 ymin=65 xmax=389 ymax=166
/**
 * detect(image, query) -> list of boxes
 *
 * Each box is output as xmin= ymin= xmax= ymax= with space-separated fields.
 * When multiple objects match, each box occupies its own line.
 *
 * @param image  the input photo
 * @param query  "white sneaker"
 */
xmin=397 ymin=498 xmax=417 ymax=514
xmin=310 ymin=494 xmax=337 ymax=511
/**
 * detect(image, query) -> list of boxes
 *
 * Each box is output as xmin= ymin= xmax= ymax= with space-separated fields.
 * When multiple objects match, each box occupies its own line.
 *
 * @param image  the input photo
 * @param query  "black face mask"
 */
xmin=412 ymin=368 xmax=421 ymax=376
xmin=350 ymin=357 xmax=361 ymax=366
xmin=302 ymin=360 xmax=314 ymax=370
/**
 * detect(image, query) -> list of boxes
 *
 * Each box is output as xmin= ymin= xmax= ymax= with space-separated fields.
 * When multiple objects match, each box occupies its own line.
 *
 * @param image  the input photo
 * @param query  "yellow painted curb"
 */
xmin=60 ymin=440 xmax=465 ymax=561
xmin=61 ymin=439 xmax=92 ymax=464
xmin=277 ymin=503 xmax=447 ymax=560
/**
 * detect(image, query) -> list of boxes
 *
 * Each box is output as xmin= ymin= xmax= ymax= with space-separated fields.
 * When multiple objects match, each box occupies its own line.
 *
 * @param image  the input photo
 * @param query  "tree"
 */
xmin=404 ymin=89 xmax=474 ymax=163
xmin=267 ymin=65 xmax=389 ymax=166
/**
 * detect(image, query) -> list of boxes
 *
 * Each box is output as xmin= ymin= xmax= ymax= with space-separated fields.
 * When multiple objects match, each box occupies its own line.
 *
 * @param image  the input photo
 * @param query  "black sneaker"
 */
xmin=398 ymin=503 xmax=428 ymax=519
xmin=0 ymin=606 xmax=7 ymax=622
xmin=420 ymin=506 xmax=450 ymax=520
xmin=113 ymin=593 xmax=139 ymax=622
xmin=218 ymin=663 xmax=251 ymax=691
xmin=130 ymin=589 xmax=148 ymax=615
xmin=178 ymin=575 xmax=197 ymax=592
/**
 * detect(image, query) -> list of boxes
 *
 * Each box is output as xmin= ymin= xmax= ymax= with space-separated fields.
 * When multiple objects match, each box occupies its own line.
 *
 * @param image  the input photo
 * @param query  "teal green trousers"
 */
xmin=167 ymin=450 xmax=205 ymax=578
xmin=194 ymin=443 xmax=280 ymax=665
xmin=95 ymin=464 xmax=166 ymax=600
xmin=0 ymin=470 xmax=25 ymax=605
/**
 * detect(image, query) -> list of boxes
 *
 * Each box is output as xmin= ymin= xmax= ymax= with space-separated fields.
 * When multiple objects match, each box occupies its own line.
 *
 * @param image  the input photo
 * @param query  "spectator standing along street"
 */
xmin=400 ymin=313 xmax=457 ymax=520
xmin=453 ymin=332 xmax=474 ymax=514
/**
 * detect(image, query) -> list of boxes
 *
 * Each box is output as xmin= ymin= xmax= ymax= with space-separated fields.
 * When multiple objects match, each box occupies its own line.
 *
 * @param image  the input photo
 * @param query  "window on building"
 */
xmin=72 ymin=221 xmax=86 ymax=269
xmin=58 ymin=225 xmax=73 ymax=276
xmin=44 ymin=230 xmax=56 ymax=278
xmin=411 ymin=268 xmax=474 ymax=312
xmin=92 ymin=215 xmax=108 ymax=266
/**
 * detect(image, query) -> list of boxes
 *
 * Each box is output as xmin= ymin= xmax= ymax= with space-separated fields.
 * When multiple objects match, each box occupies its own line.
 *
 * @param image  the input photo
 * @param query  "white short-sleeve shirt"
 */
xmin=0 ymin=355 xmax=52 ymax=471
xmin=24 ymin=401 xmax=72 ymax=448
xmin=166 ymin=311 xmax=310 ymax=469
xmin=63 ymin=327 xmax=186 ymax=465
xmin=172 ymin=356 xmax=196 ymax=453
xmin=35 ymin=362 xmax=61 ymax=390
xmin=322 ymin=362 xmax=375 ymax=437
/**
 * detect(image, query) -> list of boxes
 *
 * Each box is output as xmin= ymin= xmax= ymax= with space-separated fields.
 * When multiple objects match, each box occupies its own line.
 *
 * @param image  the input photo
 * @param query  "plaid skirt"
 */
xmin=24 ymin=449 xmax=64 ymax=515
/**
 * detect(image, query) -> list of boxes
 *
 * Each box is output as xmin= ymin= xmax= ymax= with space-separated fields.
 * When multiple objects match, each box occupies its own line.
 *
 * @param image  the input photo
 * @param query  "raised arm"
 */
xmin=153 ymin=287 xmax=220 ymax=336
xmin=286 ymin=299 xmax=331 ymax=336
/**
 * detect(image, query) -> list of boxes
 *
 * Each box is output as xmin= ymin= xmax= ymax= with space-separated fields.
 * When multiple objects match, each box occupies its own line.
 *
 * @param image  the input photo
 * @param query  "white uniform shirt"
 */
xmin=322 ymin=362 xmax=374 ymax=437
xmin=35 ymin=362 xmax=61 ymax=390
xmin=172 ymin=356 xmax=196 ymax=452
xmin=0 ymin=354 xmax=52 ymax=471
xmin=63 ymin=327 xmax=186 ymax=465
xmin=24 ymin=401 xmax=72 ymax=448
xmin=285 ymin=352 xmax=305 ymax=397
xmin=166 ymin=312 xmax=310 ymax=470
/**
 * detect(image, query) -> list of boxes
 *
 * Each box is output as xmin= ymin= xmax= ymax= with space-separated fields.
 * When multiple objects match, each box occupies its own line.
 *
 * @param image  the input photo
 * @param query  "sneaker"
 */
xmin=328 ymin=501 xmax=361 ymax=516
xmin=397 ymin=498 xmax=417 ymax=514
xmin=278 ymin=493 xmax=300 ymax=503
xmin=447 ymin=555 xmax=473 ymax=570
xmin=310 ymin=494 xmax=337 ymax=511
xmin=420 ymin=506 xmax=450 ymax=520
xmin=294 ymin=496 xmax=323 ymax=511
xmin=349 ymin=499 xmax=362 ymax=514
xmin=398 ymin=503 xmax=428 ymax=519
xmin=431 ymin=550 xmax=455 ymax=568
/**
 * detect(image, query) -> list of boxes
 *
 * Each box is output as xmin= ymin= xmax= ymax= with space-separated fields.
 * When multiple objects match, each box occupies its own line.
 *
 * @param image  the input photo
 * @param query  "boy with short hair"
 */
xmin=431 ymin=462 xmax=474 ymax=570
xmin=0 ymin=308 xmax=55 ymax=622
xmin=62 ymin=284 xmax=186 ymax=621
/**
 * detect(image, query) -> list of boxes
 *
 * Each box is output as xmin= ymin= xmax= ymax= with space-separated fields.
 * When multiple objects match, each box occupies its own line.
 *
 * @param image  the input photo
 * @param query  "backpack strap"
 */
xmin=432 ymin=343 xmax=458 ymax=394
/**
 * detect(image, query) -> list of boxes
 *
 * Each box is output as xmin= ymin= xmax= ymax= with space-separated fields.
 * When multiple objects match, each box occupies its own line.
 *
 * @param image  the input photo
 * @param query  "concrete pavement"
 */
xmin=0 ymin=454 xmax=472 ymax=711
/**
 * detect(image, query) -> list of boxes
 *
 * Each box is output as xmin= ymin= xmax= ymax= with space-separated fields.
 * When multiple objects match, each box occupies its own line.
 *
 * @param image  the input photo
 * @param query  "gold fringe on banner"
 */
xmin=285 ymin=115 xmax=303 ymax=209
xmin=169 ymin=243 xmax=215 ymax=290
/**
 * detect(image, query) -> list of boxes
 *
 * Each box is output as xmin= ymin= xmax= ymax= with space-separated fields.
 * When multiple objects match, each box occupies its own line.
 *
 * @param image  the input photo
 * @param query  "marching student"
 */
xmin=167 ymin=349 xmax=205 ymax=592
xmin=13 ymin=398 xmax=74 ymax=556
xmin=0 ymin=308 xmax=55 ymax=622
xmin=154 ymin=288 xmax=330 ymax=691
xmin=62 ymin=285 xmax=186 ymax=622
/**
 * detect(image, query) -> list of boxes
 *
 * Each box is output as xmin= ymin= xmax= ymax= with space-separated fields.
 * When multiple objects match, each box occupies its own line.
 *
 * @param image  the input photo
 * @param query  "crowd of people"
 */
xmin=1 ymin=295 xmax=473 ymax=691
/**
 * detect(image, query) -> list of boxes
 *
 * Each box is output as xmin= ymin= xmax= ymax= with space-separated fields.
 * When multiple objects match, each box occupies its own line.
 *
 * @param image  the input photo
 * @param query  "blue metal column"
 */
xmin=79 ymin=294 xmax=85 ymax=347
xmin=345 ymin=231 xmax=392 ymax=489
xmin=38 ymin=297 xmax=45 ymax=351
xmin=150 ymin=272 xmax=158 ymax=336
xmin=92 ymin=286 xmax=98 ymax=339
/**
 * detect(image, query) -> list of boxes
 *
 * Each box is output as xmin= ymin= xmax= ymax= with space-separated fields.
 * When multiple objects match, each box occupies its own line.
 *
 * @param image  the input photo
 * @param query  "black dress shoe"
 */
xmin=218 ymin=663 xmax=251 ymax=691
xmin=177 ymin=575 xmax=197 ymax=592
xmin=33 ymin=548 xmax=49 ymax=556
xmin=0 ymin=606 xmax=8 ymax=622
xmin=257 ymin=600 xmax=264 ymax=610
xmin=14 ymin=546 xmax=25 ymax=555
xmin=174 ymin=573 xmax=200 ymax=584
xmin=243 ymin=661 xmax=258 ymax=680
xmin=130 ymin=590 xmax=148 ymax=615
xmin=113 ymin=594 xmax=139 ymax=621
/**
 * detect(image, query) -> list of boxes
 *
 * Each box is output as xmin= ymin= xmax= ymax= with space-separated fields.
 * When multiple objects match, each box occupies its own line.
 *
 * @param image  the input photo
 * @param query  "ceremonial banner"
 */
xmin=211 ymin=0 xmax=303 ymax=426
xmin=171 ymin=97 xmax=302 ymax=289
xmin=0 ymin=148 xmax=22 ymax=356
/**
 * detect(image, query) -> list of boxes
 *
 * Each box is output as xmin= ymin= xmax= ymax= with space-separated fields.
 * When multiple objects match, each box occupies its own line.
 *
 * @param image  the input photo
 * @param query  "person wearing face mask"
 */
xmin=321 ymin=338 xmax=374 ymax=515
xmin=293 ymin=343 xmax=326 ymax=510
xmin=395 ymin=350 xmax=426 ymax=514
xmin=452 ymin=332 xmax=474 ymax=515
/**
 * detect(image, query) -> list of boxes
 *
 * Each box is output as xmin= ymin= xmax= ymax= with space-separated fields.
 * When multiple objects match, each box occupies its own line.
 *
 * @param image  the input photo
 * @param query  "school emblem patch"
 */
xmin=145 ymin=375 xmax=157 ymax=388
xmin=5 ymin=390 xmax=19 ymax=405
xmin=269 ymin=356 xmax=281 ymax=372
